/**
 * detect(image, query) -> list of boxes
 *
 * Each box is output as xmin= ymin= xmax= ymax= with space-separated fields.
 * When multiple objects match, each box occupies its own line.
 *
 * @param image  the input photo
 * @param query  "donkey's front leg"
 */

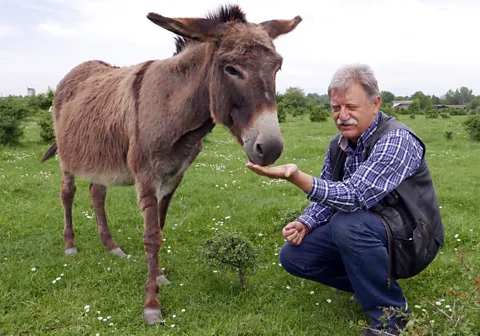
xmin=156 ymin=173 xmax=184 ymax=286
xmin=137 ymin=183 xmax=164 ymax=325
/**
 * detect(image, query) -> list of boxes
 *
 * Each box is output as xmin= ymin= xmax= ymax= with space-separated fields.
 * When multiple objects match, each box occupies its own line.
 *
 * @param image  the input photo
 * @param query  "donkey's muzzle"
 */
xmin=243 ymin=110 xmax=284 ymax=166
xmin=248 ymin=137 xmax=284 ymax=166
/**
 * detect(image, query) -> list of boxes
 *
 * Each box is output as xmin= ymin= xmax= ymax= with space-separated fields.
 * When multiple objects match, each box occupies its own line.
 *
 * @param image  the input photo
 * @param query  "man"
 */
xmin=246 ymin=64 xmax=444 ymax=335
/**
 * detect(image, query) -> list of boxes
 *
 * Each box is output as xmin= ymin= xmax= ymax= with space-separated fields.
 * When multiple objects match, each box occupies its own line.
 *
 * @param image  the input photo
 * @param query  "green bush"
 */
xmin=309 ymin=105 xmax=328 ymax=122
xmin=425 ymin=109 xmax=439 ymax=119
xmin=202 ymin=231 xmax=258 ymax=290
xmin=440 ymin=112 xmax=451 ymax=119
xmin=463 ymin=115 xmax=480 ymax=142
xmin=410 ymin=113 xmax=416 ymax=119
xmin=37 ymin=109 xmax=55 ymax=142
xmin=450 ymin=108 xmax=468 ymax=116
xmin=0 ymin=97 xmax=29 ymax=146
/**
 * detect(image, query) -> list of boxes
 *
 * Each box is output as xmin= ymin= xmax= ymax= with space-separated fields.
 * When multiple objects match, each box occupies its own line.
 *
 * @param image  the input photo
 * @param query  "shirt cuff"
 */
xmin=307 ymin=176 xmax=328 ymax=203
xmin=296 ymin=215 xmax=317 ymax=231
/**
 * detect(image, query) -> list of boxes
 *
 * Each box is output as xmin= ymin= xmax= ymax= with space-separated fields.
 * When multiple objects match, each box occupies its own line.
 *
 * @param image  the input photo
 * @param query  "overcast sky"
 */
xmin=1 ymin=0 xmax=480 ymax=98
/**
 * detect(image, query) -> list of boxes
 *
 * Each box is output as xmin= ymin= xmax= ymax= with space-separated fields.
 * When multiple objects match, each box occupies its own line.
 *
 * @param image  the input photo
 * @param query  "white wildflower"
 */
xmin=327 ymin=299 xmax=332 ymax=303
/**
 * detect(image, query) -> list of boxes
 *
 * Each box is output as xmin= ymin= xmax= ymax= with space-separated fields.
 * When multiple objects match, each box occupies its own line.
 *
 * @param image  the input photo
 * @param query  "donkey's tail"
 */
xmin=40 ymin=141 xmax=57 ymax=163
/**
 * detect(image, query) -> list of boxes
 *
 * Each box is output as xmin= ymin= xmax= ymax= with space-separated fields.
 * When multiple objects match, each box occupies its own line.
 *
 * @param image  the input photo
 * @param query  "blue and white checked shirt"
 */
xmin=297 ymin=112 xmax=424 ymax=231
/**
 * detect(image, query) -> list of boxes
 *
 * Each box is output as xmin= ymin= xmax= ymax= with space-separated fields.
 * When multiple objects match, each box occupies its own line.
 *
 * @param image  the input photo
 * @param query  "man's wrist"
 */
xmin=286 ymin=170 xmax=313 ymax=194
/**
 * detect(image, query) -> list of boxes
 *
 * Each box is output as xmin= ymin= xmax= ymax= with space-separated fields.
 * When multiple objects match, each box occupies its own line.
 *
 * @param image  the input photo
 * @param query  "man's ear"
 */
xmin=259 ymin=15 xmax=302 ymax=40
xmin=147 ymin=12 xmax=226 ymax=42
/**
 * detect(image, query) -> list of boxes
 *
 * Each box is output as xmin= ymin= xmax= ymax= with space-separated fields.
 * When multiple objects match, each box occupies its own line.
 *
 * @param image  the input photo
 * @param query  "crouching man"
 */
xmin=247 ymin=63 xmax=444 ymax=335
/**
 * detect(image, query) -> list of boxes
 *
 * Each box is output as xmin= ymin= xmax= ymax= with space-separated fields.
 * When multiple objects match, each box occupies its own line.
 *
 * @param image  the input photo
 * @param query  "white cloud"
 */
xmin=0 ymin=24 xmax=20 ymax=37
xmin=38 ymin=20 xmax=77 ymax=37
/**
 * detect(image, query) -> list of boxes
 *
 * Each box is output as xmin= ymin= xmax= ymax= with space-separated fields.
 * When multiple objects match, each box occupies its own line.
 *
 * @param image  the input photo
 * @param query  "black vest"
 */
xmin=328 ymin=112 xmax=444 ymax=284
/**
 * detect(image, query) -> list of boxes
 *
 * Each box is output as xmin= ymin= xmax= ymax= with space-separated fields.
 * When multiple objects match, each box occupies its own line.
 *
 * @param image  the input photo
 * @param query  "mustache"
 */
xmin=337 ymin=118 xmax=358 ymax=125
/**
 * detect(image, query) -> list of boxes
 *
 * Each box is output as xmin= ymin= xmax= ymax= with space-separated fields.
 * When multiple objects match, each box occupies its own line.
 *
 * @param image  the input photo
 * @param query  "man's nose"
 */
xmin=339 ymin=108 xmax=350 ymax=120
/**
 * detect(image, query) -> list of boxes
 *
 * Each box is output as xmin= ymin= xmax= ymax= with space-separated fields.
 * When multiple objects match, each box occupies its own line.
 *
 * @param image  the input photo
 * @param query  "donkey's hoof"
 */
xmin=65 ymin=247 xmax=78 ymax=255
xmin=157 ymin=275 xmax=171 ymax=285
xmin=143 ymin=308 xmax=164 ymax=325
xmin=109 ymin=247 xmax=127 ymax=258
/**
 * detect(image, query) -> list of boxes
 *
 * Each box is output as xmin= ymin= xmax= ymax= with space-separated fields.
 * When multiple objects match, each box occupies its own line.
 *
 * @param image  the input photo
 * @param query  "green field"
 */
xmin=1 ymin=114 xmax=479 ymax=335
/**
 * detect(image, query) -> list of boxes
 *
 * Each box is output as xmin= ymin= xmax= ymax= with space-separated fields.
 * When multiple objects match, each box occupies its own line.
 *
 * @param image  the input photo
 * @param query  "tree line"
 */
xmin=1 ymin=85 xmax=480 ymax=146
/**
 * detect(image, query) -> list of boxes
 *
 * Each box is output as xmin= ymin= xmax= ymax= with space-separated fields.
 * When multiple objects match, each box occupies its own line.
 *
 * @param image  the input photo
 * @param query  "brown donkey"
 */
xmin=40 ymin=4 xmax=302 ymax=324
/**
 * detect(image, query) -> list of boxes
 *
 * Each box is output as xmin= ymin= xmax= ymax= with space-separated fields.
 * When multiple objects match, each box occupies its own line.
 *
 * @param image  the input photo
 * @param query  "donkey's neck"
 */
xmin=164 ymin=43 xmax=214 ymax=121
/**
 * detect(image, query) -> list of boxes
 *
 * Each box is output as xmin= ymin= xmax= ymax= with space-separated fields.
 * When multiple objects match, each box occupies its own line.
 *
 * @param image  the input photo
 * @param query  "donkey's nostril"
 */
xmin=255 ymin=143 xmax=264 ymax=157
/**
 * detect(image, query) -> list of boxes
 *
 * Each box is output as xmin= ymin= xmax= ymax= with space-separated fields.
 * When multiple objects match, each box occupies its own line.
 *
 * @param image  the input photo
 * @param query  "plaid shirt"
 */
xmin=297 ymin=112 xmax=424 ymax=231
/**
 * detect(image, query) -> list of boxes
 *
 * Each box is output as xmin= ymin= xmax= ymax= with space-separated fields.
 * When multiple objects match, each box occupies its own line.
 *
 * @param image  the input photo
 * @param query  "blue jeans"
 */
xmin=279 ymin=210 xmax=407 ymax=329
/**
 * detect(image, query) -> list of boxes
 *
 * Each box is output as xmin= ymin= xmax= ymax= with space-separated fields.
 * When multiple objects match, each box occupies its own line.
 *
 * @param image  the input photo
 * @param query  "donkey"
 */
xmin=40 ymin=4 xmax=302 ymax=324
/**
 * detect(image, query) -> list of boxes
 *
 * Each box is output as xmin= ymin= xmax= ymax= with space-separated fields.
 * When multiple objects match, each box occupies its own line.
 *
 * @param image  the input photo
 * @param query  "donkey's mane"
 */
xmin=173 ymin=4 xmax=247 ymax=55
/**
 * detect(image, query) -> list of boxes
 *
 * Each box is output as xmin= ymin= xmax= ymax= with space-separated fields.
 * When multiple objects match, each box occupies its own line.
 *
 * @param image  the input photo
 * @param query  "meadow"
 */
xmin=1 ymin=114 xmax=479 ymax=335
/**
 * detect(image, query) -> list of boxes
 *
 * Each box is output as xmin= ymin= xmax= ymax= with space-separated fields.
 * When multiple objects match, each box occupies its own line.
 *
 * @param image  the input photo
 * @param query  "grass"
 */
xmin=0 ymin=114 xmax=479 ymax=335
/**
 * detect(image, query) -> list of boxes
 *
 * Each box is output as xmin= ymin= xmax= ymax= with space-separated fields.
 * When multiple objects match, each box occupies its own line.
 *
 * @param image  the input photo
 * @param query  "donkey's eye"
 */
xmin=224 ymin=65 xmax=242 ymax=78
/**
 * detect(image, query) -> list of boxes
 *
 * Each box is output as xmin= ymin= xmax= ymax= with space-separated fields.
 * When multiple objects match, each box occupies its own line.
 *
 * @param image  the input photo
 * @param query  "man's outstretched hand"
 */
xmin=246 ymin=162 xmax=299 ymax=180
xmin=246 ymin=161 xmax=313 ymax=194
xmin=283 ymin=221 xmax=310 ymax=245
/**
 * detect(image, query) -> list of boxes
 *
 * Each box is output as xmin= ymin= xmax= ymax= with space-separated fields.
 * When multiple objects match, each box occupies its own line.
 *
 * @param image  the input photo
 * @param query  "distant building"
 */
xmin=433 ymin=104 xmax=466 ymax=110
xmin=27 ymin=87 xmax=36 ymax=96
xmin=392 ymin=100 xmax=412 ymax=109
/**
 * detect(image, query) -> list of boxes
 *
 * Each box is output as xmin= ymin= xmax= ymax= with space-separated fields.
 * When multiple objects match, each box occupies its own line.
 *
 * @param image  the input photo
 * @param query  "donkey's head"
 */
xmin=147 ymin=5 xmax=301 ymax=166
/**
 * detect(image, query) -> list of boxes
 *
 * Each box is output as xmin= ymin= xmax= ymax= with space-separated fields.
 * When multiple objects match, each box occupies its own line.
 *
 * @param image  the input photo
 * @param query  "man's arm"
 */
xmin=295 ymin=148 xmax=334 ymax=231
xmin=298 ymin=129 xmax=424 ymax=212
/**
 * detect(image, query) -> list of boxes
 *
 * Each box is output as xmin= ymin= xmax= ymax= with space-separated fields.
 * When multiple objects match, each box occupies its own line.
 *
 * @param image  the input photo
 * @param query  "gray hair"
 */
xmin=327 ymin=63 xmax=380 ymax=103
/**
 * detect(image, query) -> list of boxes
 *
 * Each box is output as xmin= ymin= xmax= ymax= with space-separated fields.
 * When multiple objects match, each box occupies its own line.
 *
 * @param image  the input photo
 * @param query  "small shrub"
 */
xmin=410 ymin=113 xmax=416 ymax=119
xmin=444 ymin=131 xmax=453 ymax=140
xmin=291 ymin=106 xmax=309 ymax=117
xmin=463 ymin=115 xmax=480 ymax=142
xmin=37 ymin=109 xmax=55 ymax=142
xmin=440 ymin=112 xmax=451 ymax=119
xmin=202 ymin=231 xmax=258 ymax=290
xmin=425 ymin=109 xmax=439 ymax=119
xmin=309 ymin=105 xmax=328 ymax=122
xmin=0 ymin=97 xmax=29 ymax=146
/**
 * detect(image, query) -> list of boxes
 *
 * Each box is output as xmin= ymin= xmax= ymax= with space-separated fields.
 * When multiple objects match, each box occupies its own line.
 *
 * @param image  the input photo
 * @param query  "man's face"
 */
xmin=330 ymin=83 xmax=381 ymax=143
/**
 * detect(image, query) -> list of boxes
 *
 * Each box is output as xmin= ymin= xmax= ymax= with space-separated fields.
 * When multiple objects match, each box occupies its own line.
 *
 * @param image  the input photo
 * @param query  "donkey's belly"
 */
xmin=75 ymin=168 xmax=135 ymax=186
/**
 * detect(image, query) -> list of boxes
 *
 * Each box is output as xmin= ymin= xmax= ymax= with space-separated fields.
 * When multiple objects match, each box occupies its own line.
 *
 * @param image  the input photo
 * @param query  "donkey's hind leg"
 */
xmin=89 ymin=182 xmax=127 ymax=257
xmin=61 ymin=171 xmax=78 ymax=255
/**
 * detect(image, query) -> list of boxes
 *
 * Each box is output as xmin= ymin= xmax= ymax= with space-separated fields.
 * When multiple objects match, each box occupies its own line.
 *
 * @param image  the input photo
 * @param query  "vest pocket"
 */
xmin=392 ymin=219 xmax=438 ymax=279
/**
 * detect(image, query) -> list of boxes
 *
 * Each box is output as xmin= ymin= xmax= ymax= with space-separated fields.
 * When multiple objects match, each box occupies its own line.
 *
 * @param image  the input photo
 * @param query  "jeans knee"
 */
xmin=279 ymin=243 xmax=300 ymax=275
xmin=329 ymin=212 xmax=358 ymax=241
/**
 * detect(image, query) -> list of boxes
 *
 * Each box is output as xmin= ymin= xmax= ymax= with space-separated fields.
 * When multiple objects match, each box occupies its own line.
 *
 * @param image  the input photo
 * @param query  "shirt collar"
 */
xmin=338 ymin=112 xmax=380 ymax=152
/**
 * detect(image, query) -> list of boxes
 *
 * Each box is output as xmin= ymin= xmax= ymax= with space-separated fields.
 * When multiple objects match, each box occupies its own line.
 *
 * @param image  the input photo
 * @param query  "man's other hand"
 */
xmin=282 ymin=221 xmax=310 ymax=245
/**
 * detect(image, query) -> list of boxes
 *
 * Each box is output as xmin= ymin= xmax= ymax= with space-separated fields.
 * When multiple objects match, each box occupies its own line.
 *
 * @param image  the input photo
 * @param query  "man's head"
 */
xmin=328 ymin=64 xmax=381 ymax=143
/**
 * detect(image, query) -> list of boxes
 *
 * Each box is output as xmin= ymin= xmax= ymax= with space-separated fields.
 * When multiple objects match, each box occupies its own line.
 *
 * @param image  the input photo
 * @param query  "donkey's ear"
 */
xmin=260 ymin=16 xmax=302 ymax=40
xmin=147 ymin=12 xmax=226 ymax=42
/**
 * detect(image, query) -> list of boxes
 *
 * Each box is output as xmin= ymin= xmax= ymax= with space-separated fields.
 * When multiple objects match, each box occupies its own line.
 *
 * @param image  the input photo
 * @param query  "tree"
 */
xmin=407 ymin=99 xmax=421 ymax=114
xmin=381 ymin=91 xmax=395 ymax=105
xmin=466 ymin=96 xmax=480 ymax=110
xmin=443 ymin=87 xmax=475 ymax=105
xmin=431 ymin=95 xmax=441 ymax=104
xmin=307 ymin=93 xmax=329 ymax=105
xmin=281 ymin=86 xmax=314 ymax=116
